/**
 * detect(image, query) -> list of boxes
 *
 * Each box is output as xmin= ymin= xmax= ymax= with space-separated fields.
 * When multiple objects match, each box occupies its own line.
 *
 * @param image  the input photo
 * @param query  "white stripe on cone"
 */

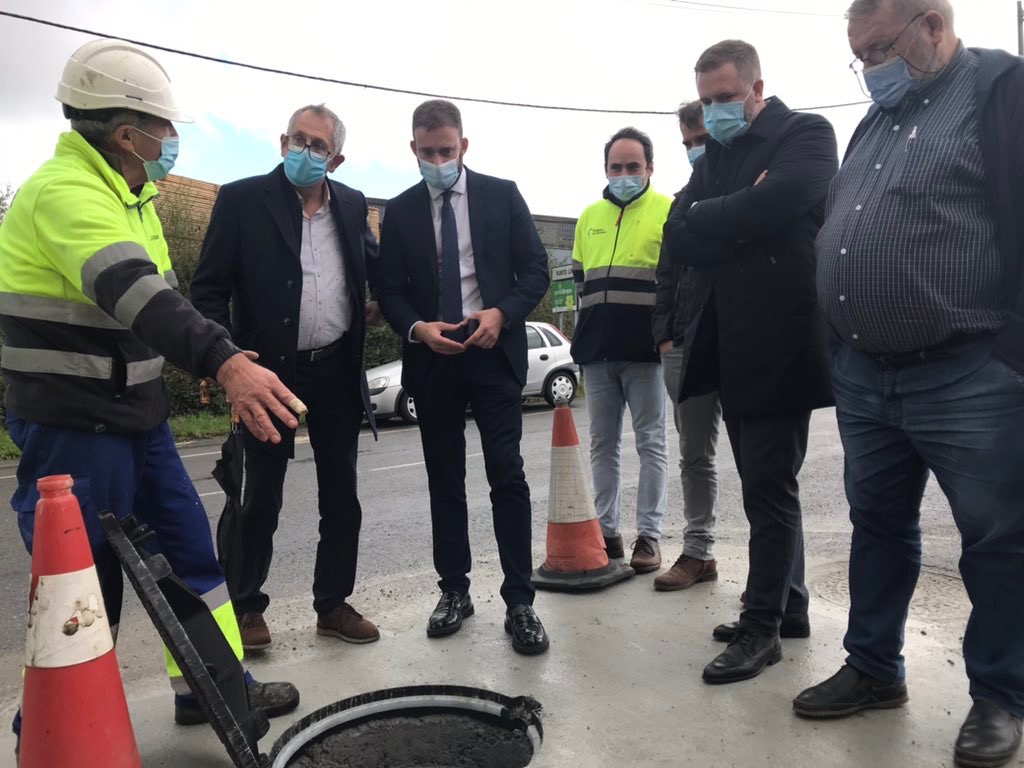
xmin=26 ymin=566 xmax=114 ymax=668
xmin=547 ymin=445 xmax=598 ymax=524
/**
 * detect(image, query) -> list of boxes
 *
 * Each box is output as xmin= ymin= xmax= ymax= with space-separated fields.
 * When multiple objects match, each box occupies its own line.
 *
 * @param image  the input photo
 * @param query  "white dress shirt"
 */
xmin=428 ymin=169 xmax=484 ymax=317
xmin=297 ymin=184 xmax=352 ymax=350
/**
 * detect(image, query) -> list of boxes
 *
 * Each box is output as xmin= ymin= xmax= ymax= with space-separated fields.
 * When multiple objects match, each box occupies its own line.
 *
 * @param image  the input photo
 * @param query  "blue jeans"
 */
xmin=582 ymin=361 xmax=668 ymax=540
xmin=833 ymin=341 xmax=1024 ymax=717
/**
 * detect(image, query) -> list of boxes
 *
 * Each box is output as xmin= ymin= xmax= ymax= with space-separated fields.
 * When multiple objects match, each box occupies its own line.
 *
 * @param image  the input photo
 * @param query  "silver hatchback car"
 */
xmin=366 ymin=321 xmax=578 ymax=424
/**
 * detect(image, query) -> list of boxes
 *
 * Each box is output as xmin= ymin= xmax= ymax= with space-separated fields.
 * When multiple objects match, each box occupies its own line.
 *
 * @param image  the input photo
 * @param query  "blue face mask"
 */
xmin=702 ymin=93 xmax=752 ymax=147
xmin=863 ymin=56 xmax=916 ymax=108
xmin=132 ymin=128 xmax=178 ymax=182
xmin=686 ymin=146 xmax=706 ymax=167
xmin=608 ymin=175 xmax=645 ymax=202
xmin=419 ymin=158 xmax=461 ymax=190
xmin=284 ymin=148 xmax=329 ymax=188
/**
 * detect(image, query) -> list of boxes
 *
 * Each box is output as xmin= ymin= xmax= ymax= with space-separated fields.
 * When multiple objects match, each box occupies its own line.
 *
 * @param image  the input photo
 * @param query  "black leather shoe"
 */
xmin=713 ymin=616 xmax=810 ymax=642
xmin=954 ymin=700 xmax=1022 ymax=767
xmin=702 ymin=627 xmax=782 ymax=684
xmin=504 ymin=604 xmax=549 ymax=655
xmin=175 ymin=679 xmax=299 ymax=725
xmin=426 ymin=592 xmax=474 ymax=638
xmin=793 ymin=664 xmax=908 ymax=718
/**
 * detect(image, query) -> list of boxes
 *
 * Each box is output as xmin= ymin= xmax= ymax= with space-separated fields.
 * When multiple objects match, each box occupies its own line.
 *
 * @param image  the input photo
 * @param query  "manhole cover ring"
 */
xmin=270 ymin=685 xmax=543 ymax=768
xmin=812 ymin=563 xmax=971 ymax=623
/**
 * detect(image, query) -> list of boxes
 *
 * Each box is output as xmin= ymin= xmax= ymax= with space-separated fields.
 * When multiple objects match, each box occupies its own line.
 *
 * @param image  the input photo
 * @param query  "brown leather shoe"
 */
xmin=604 ymin=534 xmax=625 ymax=559
xmin=629 ymin=536 xmax=662 ymax=574
xmin=654 ymin=554 xmax=718 ymax=591
xmin=317 ymin=603 xmax=380 ymax=644
xmin=237 ymin=612 xmax=271 ymax=651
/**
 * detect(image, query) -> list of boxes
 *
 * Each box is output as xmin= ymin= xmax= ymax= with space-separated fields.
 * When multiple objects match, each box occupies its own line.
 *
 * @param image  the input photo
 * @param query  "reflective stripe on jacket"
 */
xmin=0 ymin=131 xmax=234 ymax=432
xmin=570 ymin=185 xmax=671 ymax=364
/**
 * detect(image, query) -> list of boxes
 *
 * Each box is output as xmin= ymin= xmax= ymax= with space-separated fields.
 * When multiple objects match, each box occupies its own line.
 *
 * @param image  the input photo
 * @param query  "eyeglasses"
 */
xmin=286 ymin=133 xmax=332 ymax=162
xmin=849 ymin=11 xmax=925 ymax=75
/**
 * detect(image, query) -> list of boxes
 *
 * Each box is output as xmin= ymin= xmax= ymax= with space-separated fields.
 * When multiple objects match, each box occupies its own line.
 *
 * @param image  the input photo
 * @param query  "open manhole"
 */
xmin=269 ymin=685 xmax=543 ymax=768
xmin=813 ymin=563 xmax=971 ymax=623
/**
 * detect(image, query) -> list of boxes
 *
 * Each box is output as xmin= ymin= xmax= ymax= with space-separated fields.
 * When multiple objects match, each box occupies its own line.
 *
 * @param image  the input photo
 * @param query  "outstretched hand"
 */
xmin=215 ymin=351 xmax=300 ymax=443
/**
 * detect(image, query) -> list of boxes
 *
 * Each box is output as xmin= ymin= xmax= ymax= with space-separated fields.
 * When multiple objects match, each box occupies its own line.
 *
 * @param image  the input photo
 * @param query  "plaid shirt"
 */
xmin=816 ymin=45 xmax=1005 ymax=355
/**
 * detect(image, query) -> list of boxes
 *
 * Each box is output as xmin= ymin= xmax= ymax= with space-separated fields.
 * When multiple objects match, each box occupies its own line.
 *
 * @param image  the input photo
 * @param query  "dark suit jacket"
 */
xmin=190 ymin=164 xmax=378 ymax=432
xmin=376 ymin=168 xmax=550 ymax=394
xmin=661 ymin=98 xmax=838 ymax=420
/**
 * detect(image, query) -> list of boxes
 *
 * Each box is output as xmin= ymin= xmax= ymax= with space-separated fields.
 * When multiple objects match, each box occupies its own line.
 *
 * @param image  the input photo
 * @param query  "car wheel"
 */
xmin=544 ymin=371 xmax=577 ymax=406
xmin=397 ymin=391 xmax=418 ymax=424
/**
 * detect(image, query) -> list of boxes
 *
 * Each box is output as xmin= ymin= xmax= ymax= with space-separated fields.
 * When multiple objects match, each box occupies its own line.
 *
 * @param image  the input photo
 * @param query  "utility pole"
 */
xmin=1018 ymin=0 xmax=1023 ymax=56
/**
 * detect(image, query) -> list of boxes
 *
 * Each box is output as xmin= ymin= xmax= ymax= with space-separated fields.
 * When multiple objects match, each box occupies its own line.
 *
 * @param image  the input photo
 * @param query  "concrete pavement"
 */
xmin=0 ymin=544 xmax=999 ymax=766
xmin=0 ymin=403 xmax=1013 ymax=767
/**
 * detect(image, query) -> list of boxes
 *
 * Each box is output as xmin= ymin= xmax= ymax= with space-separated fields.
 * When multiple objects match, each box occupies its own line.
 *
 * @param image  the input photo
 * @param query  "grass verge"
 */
xmin=0 ymin=412 xmax=232 ymax=461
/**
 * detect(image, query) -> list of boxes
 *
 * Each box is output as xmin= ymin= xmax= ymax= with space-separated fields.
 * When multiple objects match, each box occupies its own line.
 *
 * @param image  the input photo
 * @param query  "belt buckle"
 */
xmin=308 ymin=347 xmax=323 ymax=363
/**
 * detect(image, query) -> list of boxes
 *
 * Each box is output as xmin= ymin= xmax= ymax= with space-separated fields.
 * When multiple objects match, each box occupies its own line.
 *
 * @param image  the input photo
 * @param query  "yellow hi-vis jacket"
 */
xmin=0 ymin=130 xmax=237 ymax=433
xmin=570 ymin=186 xmax=672 ymax=364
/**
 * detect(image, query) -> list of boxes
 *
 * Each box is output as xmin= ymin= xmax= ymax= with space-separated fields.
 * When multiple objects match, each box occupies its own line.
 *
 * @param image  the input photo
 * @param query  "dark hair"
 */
xmin=675 ymin=100 xmax=704 ymax=130
xmin=604 ymin=127 xmax=654 ymax=167
xmin=412 ymin=99 xmax=463 ymax=135
xmin=694 ymin=39 xmax=762 ymax=84
xmin=63 ymin=105 xmax=149 ymax=144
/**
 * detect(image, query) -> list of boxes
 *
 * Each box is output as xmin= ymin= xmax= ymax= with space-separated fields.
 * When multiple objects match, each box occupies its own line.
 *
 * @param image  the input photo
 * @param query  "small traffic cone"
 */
xmin=20 ymin=475 xmax=140 ymax=768
xmin=532 ymin=404 xmax=634 ymax=591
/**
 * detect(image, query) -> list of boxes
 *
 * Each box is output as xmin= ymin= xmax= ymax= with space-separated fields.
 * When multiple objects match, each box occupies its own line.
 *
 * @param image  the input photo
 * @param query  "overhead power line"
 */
xmin=0 ymin=10 xmax=870 ymax=115
xmin=666 ymin=0 xmax=842 ymax=18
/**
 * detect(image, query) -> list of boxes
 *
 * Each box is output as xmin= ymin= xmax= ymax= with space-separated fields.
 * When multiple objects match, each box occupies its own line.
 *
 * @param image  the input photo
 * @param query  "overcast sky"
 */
xmin=0 ymin=0 xmax=1018 ymax=218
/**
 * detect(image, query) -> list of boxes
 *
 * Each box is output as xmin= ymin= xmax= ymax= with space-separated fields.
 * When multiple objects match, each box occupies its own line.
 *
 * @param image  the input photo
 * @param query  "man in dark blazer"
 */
xmin=661 ymin=40 xmax=838 ymax=683
xmin=376 ymin=99 xmax=551 ymax=655
xmin=191 ymin=104 xmax=380 ymax=651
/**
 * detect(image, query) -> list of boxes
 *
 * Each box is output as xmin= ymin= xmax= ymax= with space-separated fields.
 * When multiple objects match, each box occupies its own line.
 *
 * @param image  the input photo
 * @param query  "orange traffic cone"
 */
xmin=532 ymin=404 xmax=635 ymax=591
xmin=20 ymin=475 xmax=140 ymax=768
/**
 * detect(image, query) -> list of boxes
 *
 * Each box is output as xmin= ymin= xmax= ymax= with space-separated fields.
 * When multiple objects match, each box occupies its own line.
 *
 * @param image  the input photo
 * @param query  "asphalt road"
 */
xmin=0 ymin=397 xmax=962 ymax=722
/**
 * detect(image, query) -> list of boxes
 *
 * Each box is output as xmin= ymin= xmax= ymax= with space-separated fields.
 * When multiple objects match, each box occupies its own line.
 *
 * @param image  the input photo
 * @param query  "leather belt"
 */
xmin=297 ymin=335 xmax=345 ymax=364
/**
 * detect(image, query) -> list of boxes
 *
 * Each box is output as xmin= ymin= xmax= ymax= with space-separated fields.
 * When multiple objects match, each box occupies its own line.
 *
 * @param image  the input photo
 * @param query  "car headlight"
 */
xmin=367 ymin=376 xmax=389 ymax=395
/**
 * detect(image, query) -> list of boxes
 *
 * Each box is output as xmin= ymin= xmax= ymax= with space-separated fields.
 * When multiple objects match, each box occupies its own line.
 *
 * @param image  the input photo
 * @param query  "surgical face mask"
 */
xmin=862 ymin=55 xmax=916 ymax=108
xmin=608 ymin=175 xmax=645 ymax=202
xmin=284 ymin=147 xmax=329 ymax=188
xmin=419 ymin=158 xmax=461 ymax=190
xmin=131 ymin=127 xmax=178 ymax=182
xmin=702 ymin=91 xmax=752 ymax=147
xmin=686 ymin=146 xmax=706 ymax=167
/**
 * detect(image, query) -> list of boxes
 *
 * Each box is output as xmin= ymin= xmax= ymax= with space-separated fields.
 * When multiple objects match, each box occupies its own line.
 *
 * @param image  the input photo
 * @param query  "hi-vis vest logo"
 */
xmin=587 ymin=228 xmax=607 ymax=236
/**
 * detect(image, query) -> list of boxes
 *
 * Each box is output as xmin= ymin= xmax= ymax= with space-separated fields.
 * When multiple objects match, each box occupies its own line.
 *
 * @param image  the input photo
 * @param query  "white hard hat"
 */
xmin=56 ymin=38 xmax=192 ymax=123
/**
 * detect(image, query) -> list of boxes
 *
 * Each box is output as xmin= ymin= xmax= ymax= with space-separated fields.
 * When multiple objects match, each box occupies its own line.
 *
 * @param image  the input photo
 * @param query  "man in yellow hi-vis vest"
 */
xmin=0 ymin=38 xmax=301 ymax=742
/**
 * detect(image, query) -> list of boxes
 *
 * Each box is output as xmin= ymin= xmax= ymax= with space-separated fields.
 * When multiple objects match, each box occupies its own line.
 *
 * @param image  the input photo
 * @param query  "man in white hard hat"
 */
xmin=0 ymin=38 xmax=301 ymax=745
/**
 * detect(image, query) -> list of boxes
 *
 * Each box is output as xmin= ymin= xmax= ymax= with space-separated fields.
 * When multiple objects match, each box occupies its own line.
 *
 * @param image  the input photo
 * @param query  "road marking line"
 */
xmin=2 ymin=408 xmax=567 ymax=479
xmin=364 ymin=452 xmax=483 ymax=473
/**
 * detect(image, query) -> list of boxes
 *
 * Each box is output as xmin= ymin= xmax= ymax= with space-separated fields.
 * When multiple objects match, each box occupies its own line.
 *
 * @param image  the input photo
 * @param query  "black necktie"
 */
xmin=440 ymin=189 xmax=462 ymax=325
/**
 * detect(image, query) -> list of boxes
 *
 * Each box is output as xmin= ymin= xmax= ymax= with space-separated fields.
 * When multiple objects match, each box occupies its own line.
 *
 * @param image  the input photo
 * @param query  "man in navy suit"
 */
xmin=377 ymin=99 xmax=551 ymax=655
xmin=191 ymin=104 xmax=380 ymax=652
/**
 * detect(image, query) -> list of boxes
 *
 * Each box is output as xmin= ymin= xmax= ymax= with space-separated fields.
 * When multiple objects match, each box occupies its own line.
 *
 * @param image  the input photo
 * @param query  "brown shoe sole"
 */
xmin=241 ymin=637 xmax=272 ymax=652
xmin=631 ymin=561 xmax=663 ymax=575
xmin=316 ymin=626 xmax=381 ymax=644
xmin=654 ymin=570 xmax=719 ymax=592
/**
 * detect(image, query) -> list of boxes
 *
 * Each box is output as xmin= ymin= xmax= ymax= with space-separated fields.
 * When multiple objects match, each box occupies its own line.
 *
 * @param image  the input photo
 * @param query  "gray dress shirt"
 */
xmin=297 ymin=185 xmax=352 ymax=351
